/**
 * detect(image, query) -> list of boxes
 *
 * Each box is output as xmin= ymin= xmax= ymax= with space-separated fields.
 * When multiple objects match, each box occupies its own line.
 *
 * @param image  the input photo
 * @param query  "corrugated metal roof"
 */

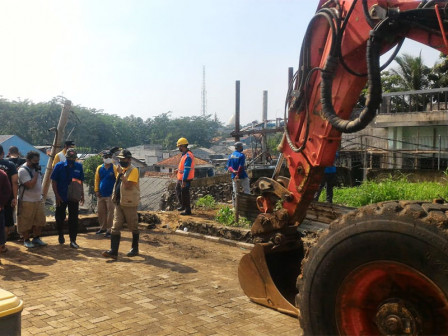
xmin=155 ymin=153 xmax=211 ymax=167
xmin=0 ymin=135 xmax=14 ymax=143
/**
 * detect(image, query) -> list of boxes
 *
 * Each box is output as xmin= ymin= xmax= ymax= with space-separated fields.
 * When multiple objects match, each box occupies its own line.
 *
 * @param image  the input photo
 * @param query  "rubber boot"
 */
xmin=102 ymin=234 xmax=120 ymax=260
xmin=126 ymin=233 xmax=139 ymax=257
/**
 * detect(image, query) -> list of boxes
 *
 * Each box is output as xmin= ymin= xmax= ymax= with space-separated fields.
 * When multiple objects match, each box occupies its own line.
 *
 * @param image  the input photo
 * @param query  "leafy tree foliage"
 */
xmin=0 ymin=98 xmax=222 ymax=152
xmin=388 ymin=53 xmax=431 ymax=91
xmin=428 ymin=54 xmax=448 ymax=89
xmin=82 ymin=155 xmax=103 ymax=195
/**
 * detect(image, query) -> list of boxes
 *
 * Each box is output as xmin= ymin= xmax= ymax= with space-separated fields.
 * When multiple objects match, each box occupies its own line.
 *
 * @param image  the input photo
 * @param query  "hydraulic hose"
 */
xmin=284 ymin=7 xmax=339 ymax=152
xmin=321 ymin=28 xmax=383 ymax=133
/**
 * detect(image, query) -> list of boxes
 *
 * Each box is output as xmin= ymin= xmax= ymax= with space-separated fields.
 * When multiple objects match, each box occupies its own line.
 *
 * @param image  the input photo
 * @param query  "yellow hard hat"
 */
xmin=177 ymin=137 xmax=189 ymax=146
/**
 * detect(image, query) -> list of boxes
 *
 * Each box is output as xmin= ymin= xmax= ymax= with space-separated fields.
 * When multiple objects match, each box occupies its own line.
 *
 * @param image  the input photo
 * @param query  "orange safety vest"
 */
xmin=177 ymin=151 xmax=195 ymax=181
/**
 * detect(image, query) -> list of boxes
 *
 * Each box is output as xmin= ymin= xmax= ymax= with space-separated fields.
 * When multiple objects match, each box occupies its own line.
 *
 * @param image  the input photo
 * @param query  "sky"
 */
xmin=0 ymin=0 xmax=441 ymax=126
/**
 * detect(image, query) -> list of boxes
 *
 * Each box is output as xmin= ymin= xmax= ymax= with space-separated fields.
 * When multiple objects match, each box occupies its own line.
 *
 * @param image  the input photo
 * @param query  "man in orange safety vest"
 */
xmin=176 ymin=137 xmax=195 ymax=216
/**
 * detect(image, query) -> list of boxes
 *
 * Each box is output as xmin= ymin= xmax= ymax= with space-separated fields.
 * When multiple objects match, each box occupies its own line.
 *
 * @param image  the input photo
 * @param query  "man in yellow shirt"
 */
xmin=102 ymin=149 xmax=140 ymax=260
xmin=52 ymin=140 xmax=75 ymax=167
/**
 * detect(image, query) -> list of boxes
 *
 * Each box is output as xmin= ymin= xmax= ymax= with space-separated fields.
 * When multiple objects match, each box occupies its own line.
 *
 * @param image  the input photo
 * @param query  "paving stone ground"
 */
xmin=0 ymin=227 xmax=301 ymax=335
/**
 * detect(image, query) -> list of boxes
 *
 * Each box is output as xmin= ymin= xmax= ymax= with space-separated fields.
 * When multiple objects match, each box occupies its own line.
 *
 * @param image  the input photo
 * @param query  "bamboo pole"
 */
xmin=42 ymin=100 xmax=72 ymax=201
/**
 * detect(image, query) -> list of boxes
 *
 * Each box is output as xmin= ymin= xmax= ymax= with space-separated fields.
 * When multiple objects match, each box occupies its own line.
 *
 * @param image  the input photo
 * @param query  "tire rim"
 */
xmin=336 ymin=261 xmax=448 ymax=335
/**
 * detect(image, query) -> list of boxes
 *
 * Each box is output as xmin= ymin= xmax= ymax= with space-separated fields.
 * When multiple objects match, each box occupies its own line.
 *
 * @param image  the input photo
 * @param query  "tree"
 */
xmin=0 ymin=97 xmax=223 ymax=152
xmin=428 ymin=53 xmax=448 ymax=88
xmin=82 ymin=155 xmax=103 ymax=196
xmin=390 ymin=52 xmax=431 ymax=91
xmin=380 ymin=52 xmax=432 ymax=111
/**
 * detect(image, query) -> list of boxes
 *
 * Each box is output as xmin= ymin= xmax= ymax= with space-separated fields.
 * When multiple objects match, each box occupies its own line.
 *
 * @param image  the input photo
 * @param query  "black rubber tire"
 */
xmin=297 ymin=201 xmax=448 ymax=335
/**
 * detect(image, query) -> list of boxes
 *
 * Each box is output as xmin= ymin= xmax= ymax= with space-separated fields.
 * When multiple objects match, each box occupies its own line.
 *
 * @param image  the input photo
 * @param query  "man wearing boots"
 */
xmin=102 ymin=149 xmax=140 ymax=260
xmin=175 ymin=137 xmax=195 ymax=216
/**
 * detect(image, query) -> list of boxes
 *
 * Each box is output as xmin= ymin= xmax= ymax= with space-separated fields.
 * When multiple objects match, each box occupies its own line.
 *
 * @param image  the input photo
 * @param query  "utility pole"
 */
xmin=201 ymin=65 xmax=207 ymax=116
xmin=235 ymin=80 xmax=240 ymax=142
xmin=261 ymin=90 xmax=268 ymax=164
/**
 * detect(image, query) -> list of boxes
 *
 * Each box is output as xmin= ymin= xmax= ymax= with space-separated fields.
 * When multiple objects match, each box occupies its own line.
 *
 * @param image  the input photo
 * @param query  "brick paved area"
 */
xmin=0 ymin=228 xmax=301 ymax=335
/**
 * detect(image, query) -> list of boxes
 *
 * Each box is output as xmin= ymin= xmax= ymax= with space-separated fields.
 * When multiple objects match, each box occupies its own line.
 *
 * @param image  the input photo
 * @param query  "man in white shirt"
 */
xmin=17 ymin=151 xmax=47 ymax=248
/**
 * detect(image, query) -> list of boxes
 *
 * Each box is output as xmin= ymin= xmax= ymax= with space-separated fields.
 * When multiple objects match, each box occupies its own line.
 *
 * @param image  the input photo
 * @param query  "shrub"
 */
xmin=215 ymin=206 xmax=252 ymax=228
xmin=195 ymin=195 xmax=216 ymax=210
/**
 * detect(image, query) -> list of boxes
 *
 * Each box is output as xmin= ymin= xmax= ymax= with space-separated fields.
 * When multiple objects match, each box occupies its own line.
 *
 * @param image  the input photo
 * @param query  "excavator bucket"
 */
xmin=238 ymin=242 xmax=302 ymax=317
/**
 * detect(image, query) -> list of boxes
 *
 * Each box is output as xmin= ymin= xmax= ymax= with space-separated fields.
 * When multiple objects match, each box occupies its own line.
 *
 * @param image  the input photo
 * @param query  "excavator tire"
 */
xmin=297 ymin=201 xmax=448 ymax=336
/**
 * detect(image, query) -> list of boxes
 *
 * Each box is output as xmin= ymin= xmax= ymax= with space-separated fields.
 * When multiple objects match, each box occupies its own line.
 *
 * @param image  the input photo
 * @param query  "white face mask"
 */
xmin=103 ymin=158 xmax=113 ymax=164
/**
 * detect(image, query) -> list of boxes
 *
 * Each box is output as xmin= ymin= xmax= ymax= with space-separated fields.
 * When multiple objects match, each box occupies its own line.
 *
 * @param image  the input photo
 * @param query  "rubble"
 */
xmin=160 ymin=180 xmax=233 ymax=211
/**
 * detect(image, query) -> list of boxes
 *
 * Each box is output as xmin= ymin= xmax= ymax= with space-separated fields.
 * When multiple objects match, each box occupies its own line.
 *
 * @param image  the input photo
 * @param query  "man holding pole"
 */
xmin=226 ymin=142 xmax=250 ymax=208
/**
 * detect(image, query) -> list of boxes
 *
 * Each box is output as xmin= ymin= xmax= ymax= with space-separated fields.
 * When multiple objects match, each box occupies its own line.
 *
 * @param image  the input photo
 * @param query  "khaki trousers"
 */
xmin=17 ymin=201 xmax=46 ymax=235
xmin=111 ymin=205 xmax=139 ymax=235
xmin=97 ymin=196 xmax=114 ymax=230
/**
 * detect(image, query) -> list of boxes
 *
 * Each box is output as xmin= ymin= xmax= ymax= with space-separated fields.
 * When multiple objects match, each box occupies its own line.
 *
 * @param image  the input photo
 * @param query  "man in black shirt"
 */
xmin=7 ymin=146 xmax=26 ymax=168
xmin=0 ymin=145 xmax=18 ymax=253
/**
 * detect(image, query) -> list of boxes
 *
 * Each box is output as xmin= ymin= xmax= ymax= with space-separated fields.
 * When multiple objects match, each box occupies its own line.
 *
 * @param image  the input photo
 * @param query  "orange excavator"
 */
xmin=238 ymin=1 xmax=448 ymax=335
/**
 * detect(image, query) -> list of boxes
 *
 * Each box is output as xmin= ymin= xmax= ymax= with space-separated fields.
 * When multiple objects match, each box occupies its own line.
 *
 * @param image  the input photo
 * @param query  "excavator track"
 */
xmin=297 ymin=201 xmax=448 ymax=336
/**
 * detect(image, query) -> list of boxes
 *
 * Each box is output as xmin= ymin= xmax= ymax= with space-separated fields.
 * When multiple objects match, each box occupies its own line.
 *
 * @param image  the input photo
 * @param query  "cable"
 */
xmin=284 ymin=7 xmax=340 ymax=152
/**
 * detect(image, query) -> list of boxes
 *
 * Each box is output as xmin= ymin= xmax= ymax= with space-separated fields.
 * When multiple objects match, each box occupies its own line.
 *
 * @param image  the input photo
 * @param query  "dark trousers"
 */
xmin=176 ymin=180 xmax=191 ymax=211
xmin=4 ymin=202 xmax=14 ymax=227
xmin=0 ymin=210 xmax=5 ymax=245
xmin=56 ymin=201 xmax=79 ymax=242
xmin=315 ymin=173 xmax=337 ymax=203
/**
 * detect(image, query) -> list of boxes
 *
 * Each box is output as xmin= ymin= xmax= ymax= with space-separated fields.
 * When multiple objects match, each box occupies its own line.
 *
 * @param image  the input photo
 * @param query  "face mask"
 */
xmin=119 ymin=161 xmax=129 ymax=168
xmin=103 ymin=158 xmax=113 ymax=164
xmin=32 ymin=163 xmax=40 ymax=169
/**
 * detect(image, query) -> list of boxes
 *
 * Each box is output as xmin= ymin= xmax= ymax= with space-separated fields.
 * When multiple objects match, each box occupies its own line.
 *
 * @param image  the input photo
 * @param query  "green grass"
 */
xmin=318 ymin=176 xmax=448 ymax=207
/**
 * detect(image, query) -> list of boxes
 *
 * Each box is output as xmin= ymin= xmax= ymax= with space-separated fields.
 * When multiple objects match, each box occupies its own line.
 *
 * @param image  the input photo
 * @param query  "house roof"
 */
xmin=0 ymin=135 xmax=14 ymax=143
xmin=155 ymin=153 xmax=211 ymax=167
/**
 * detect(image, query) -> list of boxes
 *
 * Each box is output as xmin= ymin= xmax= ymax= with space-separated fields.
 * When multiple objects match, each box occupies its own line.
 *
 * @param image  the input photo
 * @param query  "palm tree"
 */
xmin=391 ymin=52 xmax=431 ymax=90
xmin=389 ymin=52 xmax=431 ymax=111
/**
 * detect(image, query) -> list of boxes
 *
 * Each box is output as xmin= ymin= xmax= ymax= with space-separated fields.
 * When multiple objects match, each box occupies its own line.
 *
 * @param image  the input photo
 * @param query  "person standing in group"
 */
xmin=0 ymin=145 xmax=18 ymax=253
xmin=94 ymin=150 xmax=117 ymax=238
xmin=175 ymin=137 xmax=195 ymax=216
xmin=226 ymin=142 xmax=250 ymax=207
xmin=17 ymin=151 xmax=47 ymax=248
xmin=314 ymin=152 xmax=338 ymax=204
xmin=7 ymin=146 xmax=26 ymax=168
xmin=52 ymin=140 xmax=75 ymax=167
xmin=51 ymin=148 xmax=85 ymax=248
xmin=314 ymin=166 xmax=337 ymax=203
xmin=0 ymin=169 xmax=11 ymax=254
xmin=102 ymin=149 xmax=140 ymax=260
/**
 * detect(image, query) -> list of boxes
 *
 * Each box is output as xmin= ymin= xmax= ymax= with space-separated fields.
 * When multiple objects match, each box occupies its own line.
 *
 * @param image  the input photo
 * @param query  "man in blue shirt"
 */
xmin=94 ymin=150 xmax=116 ymax=238
xmin=51 ymin=148 xmax=85 ymax=248
xmin=226 ymin=142 xmax=250 ymax=207
xmin=314 ymin=152 xmax=338 ymax=203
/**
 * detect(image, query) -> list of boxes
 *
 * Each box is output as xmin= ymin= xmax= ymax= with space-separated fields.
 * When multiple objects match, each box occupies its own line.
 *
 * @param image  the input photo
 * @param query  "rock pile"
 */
xmin=160 ymin=180 xmax=233 ymax=211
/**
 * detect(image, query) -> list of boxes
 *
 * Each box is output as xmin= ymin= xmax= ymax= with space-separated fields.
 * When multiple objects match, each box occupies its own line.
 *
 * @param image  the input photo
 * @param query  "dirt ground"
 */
xmin=1 ymin=213 xmax=302 ymax=335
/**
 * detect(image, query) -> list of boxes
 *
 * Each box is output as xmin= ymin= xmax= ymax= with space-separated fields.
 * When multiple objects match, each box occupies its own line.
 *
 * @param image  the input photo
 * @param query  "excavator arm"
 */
xmin=239 ymin=0 xmax=448 ymax=332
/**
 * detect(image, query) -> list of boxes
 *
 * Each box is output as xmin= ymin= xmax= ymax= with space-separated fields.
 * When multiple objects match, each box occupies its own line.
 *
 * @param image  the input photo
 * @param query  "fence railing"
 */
xmin=380 ymin=88 xmax=448 ymax=114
